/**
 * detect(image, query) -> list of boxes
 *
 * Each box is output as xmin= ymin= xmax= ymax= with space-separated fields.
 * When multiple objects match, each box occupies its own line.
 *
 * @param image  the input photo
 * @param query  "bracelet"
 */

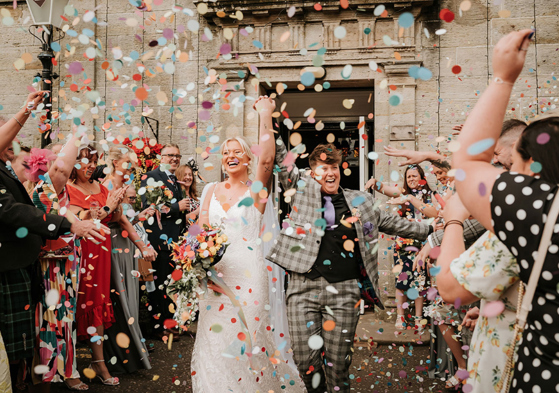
xmin=493 ymin=77 xmax=515 ymax=86
xmin=444 ymin=220 xmax=464 ymax=230
xmin=12 ymin=116 xmax=23 ymax=127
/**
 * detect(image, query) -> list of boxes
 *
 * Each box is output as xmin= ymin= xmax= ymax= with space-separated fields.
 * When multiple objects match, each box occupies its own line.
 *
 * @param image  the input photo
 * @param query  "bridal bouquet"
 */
xmin=167 ymin=224 xmax=229 ymax=325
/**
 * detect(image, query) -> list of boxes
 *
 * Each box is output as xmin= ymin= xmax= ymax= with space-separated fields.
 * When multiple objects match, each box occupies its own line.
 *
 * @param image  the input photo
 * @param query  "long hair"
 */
xmin=175 ymin=164 xmax=198 ymax=199
xmin=516 ymin=117 xmax=559 ymax=183
xmin=399 ymin=165 xmax=432 ymax=217
xmin=69 ymin=145 xmax=99 ymax=183
xmin=219 ymin=136 xmax=255 ymax=177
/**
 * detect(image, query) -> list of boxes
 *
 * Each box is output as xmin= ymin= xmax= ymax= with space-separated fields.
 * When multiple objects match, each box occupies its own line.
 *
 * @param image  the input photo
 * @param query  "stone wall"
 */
xmin=0 ymin=0 xmax=556 ymax=303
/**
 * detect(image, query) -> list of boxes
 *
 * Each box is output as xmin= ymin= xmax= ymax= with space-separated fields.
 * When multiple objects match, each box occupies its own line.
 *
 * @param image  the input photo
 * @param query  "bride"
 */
xmin=192 ymin=96 xmax=305 ymax=392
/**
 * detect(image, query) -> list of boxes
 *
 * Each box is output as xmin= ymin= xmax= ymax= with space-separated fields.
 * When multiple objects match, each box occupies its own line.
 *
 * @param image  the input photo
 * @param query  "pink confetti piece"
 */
xmin=481 ymin=300 xmax=505 ymax=317
xmin=537 ymin=132 xmax=550 ymax=144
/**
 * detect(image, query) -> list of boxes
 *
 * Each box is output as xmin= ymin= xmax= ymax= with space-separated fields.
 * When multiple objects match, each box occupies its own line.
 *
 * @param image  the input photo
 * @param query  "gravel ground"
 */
xmin=48 ymin=334 xmax=447 ymax=393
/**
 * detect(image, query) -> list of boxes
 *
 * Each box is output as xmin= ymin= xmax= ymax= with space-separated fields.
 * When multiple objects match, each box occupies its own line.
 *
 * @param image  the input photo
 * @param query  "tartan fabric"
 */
xmin=429 ymin=218 xmax=487 ymax=248
xmin=267 ymin=137 xmax=431 ymax=309
xmin=0 ymin=268 xmax=34 ymax=361
xmin=286 ymin=274 xmax=361 ymax=393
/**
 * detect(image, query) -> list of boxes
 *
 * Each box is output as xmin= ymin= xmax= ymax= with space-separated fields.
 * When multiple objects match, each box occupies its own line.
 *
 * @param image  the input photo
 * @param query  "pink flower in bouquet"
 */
xmin=25 ymin=148 xmax=57 ymax=182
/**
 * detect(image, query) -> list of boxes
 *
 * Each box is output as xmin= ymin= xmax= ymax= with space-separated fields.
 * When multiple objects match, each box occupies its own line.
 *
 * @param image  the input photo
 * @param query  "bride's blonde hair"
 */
xmin=220 ymin=136 xmax=255 ymax=177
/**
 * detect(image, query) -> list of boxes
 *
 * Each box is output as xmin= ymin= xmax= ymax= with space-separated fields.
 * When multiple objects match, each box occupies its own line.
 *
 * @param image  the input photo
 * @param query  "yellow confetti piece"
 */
xmin=82 ymin=368 xmax=96 ymax=380
xmin=290 ymin=132 xmax=302 ymax=146
xmin=116 ymin=333 xmax=130 ymax=348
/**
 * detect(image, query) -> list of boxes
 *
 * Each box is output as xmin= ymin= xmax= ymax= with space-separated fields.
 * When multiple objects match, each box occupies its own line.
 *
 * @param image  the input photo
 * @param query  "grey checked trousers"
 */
xmin=286 ymin=273 xmax=361 ymax=393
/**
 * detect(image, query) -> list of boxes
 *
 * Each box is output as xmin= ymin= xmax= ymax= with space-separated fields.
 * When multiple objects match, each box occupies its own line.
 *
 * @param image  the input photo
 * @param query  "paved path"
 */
xmin=49 ymin=312 xmax=446 ymax=392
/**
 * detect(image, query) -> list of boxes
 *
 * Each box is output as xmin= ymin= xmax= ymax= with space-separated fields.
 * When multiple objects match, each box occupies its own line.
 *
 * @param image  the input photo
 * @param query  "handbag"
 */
xmin=138 ymin=258 xmax=154 ymax=282
xmin=500 ymin=192 xmax=559 ymax=393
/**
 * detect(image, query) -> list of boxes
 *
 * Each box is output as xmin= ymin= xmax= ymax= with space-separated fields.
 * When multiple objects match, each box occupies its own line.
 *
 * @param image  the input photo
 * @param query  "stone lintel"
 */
xmin=382 ymin=62 xmax=422 ymax=76
xmin=195 ymin=0 xmax=433 ymax=20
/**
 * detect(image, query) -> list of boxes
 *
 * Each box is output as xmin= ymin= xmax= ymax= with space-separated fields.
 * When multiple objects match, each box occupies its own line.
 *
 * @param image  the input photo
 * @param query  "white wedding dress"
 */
xmin=191 ymin=188 xmax=305 ymax=392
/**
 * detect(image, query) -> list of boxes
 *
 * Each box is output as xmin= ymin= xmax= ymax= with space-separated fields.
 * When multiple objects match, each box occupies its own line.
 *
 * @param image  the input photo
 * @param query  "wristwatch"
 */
xmin=102 ymin=205 xmax=111 ymax=214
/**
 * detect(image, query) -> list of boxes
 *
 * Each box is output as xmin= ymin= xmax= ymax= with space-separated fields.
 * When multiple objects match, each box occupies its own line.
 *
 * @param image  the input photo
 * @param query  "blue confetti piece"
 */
xmin=351 ymin=195 xmax=365 ymax=207
xmin=398 ymin=12 xmax=414 ymax=28
xmin=417 ymin=67 xmax=432 ymax=81
xmin=406 ymin=287 xmax=419 ymax=300
xmin=300 ymin=72 xmax=315 ymax=86
xmin=252 ymin=40 xmax=263 ymax=49
xmin=467 ymin=138 xmax=495 ymax=155
xmin=50 ymin=42 xmax=61 ymax=52
xmin=429 ymin=265 xmax=441 ymax=276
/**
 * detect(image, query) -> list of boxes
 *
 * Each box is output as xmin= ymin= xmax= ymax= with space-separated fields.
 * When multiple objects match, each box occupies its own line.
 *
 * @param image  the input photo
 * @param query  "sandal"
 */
xmin=64 ymin=379 xmax=89 ymax=391
xmin=89 ymin=360 xmax=120 ymax=386
xmin=445 ymin=368 xmax=466 ymax=389
xmin=395 ymin=316 xmax=405 ymax=330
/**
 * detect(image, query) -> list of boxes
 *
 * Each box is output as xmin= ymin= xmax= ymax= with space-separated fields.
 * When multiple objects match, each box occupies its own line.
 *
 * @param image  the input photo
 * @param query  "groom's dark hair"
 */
xmin=308 ymin=144 xmax=342 ymax=169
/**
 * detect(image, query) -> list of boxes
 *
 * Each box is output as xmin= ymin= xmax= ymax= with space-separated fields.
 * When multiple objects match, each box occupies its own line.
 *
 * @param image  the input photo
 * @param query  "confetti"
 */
xmin=308 ymin=335 xmax=324 ymax=350
xmin=467 ymin=138 xmax=495 ymax=155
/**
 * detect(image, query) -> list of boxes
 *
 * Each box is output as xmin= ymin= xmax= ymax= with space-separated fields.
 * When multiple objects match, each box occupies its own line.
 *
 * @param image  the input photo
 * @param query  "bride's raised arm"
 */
xmin=252 ymin=96 xmax=276 ymax=214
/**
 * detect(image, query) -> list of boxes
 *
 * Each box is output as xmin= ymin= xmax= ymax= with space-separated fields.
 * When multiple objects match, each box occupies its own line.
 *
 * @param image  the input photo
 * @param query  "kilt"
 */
xmin=0 ymin=268 xmax=34 ymax=361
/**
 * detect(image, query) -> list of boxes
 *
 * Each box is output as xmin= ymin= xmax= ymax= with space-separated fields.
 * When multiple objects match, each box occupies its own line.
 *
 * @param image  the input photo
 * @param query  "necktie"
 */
xmin=168 ymin=174 xmax=178 ymax=190
xmin=323 ymin=196 xmax=335 ymax=230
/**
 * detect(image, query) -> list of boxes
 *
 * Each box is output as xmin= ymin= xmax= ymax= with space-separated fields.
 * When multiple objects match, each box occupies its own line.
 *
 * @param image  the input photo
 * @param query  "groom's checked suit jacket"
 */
xmin=266 ymin=137 xmax=431 ymax=309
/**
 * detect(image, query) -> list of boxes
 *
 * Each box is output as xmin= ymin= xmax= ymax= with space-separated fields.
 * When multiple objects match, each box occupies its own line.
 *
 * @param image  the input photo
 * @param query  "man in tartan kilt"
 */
xmin=267 ymin=134 xmax=434 ymax=393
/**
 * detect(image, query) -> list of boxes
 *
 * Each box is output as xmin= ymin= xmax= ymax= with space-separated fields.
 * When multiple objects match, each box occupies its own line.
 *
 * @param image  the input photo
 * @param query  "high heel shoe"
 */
xmin=64 ymin=379 xmax=89 ymax=391
xmin=88 ymin=360 xmax=120 ymax=386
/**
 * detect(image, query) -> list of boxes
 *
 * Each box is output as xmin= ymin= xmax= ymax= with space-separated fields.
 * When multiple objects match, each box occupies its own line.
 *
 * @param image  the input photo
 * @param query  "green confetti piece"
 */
xmin=238 ymin=196 xmax=254 ymax=207
xmin=16 ymin=227 xmax=28 ymax=238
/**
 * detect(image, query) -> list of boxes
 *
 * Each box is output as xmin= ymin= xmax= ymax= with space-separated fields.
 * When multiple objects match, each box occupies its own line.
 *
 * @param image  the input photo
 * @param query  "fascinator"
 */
xmin=25 ymin=148 xmax=57 ymax=182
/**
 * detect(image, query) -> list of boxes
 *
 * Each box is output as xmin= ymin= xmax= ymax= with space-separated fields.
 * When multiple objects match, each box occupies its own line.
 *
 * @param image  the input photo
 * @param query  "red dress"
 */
xmin=67 ymin=184 xmax=115 ymax=340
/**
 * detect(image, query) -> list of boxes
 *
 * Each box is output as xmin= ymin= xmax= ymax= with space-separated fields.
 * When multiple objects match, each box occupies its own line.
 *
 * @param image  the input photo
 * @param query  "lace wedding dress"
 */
xmin=191 ymin=188 xmax=305 ymax=392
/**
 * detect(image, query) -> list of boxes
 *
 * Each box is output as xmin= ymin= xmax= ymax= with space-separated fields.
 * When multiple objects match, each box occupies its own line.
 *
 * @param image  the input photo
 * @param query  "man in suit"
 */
xmin=0 ymin=122 xmax=107 ymax=384
xmin=141 ymin=143 xmax=190 ymax=338
xmin=267 ymin=136 xmax=435 ymax=393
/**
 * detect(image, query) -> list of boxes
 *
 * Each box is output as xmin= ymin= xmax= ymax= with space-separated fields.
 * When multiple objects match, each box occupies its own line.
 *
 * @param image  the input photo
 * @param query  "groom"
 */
xmin=267 ymin=136 xmax=434 ymax=392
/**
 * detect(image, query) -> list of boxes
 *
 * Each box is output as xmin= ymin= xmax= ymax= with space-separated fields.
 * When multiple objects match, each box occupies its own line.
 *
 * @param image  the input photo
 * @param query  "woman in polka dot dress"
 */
xmin=452 ymin=29 xmax=559 ymax=392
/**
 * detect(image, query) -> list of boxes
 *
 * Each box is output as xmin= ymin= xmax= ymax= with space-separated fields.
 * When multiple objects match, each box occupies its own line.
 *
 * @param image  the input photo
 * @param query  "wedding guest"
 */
xmin=174 ymin=163 xmax=200 ymax=228
xmin=67 ymin=144 xmax=127 ymax=386
xmin=29 ymin=130 xmax=90 ymax=390
xmin=366 ymin=165 xmax=438 ymax=330
xmin=140 ymin=144 xmax=190 ymax=340
xmin=453 ymin=29 xmax=559 ymax=392
xmin=101 ymin=145 xmax=155 ymax=374
xmin=437 ymin=194 xmax=520 ymax=392
xmin=9 ymin=146 xmax=30 ymax=184
xmin=0 ymin=92 xmax=106 ymax=390
xmin=417 ymin=119 xmax=526 ymax=388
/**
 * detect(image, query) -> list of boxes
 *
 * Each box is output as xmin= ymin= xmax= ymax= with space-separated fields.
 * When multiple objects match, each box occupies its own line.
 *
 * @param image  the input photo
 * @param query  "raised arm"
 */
xmin=0 ymin=91 xmax=46 ymax=153
xmin=453 ymin=29 xmax=533 ymax=231
xmin=50 ymin=127 xmax=80 ymax=195
xmin=383 ymin=146 xmax=448 ymax=166
xmin=274 ymin=135 xmax=302 ymax=199
xmin=252 ymin=96 xmax=276 ymax=214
